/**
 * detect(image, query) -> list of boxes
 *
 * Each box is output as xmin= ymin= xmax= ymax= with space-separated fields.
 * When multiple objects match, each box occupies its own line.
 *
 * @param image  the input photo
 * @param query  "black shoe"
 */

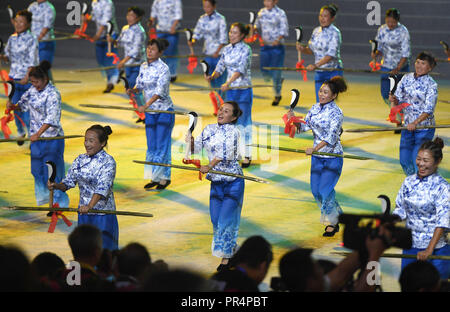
xmin=16 ymin=134 xmax=26 ymax=146
xmin=241 ymin=157 xmax=251 ymax=168
xmin=156 ymin=180 xmax=171 ymax=190
xmin=170 ymin=76 xmax=177 ymax=83
xmin=144 ymin=181 xmax=159 ymax=189
xmin=136 ymin=118 xmax=145 ymax=124
xmin=216 ymin=263 xmax=230 ymax=272
xmin=272 ymin=96 xmax=282 ymax=106
xmin=103 ymin=83 xmax=114 ymax=93
xmin=323 ymin=224 xmax=339 ymax=237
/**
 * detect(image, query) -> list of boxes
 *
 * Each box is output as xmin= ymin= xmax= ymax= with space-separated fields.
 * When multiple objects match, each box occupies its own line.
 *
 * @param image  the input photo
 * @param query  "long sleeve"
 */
xmin=135 ymin=59 xmax=173 ymax=111
xmin=324 ymin=29 xmax=340 ymax=58
xmin=393 ymin=182 xmax=407 ymax=220
xmin=423 ymin=82 xmax=438 ymax=115
xmin=214 ymin=52 xmax=226 ymax=76
xmin=94 ymin=157 xmax=116 ymax=198
xmin=16 ymin=88 xmax=33 ymax=112
xmin=302 ymin=102 xmax=343 ymax=156
xmin=400 ymin=28 xmax=411 ymax=59
xmin=194 ymin=124 xmax=243 ymax=182
xmin=394 ymin=73 xmax=437 ymax=126
xmin=62 ymin=157 xmax=80 ymax=189
xmin=434 ymin=181 xmax=450 ymax=229
xmin=43 ymin=90 xmax=62 ymax=128
xmin=62 ymin=151 xmax=117 ymax=211
xmin=392 ymin=173 xmax=449 ymax=249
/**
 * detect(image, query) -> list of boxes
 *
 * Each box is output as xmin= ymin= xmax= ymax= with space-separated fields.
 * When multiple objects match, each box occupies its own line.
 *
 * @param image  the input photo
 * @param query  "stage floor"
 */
xmin=0 ymin=67 xmax=449 ymax=292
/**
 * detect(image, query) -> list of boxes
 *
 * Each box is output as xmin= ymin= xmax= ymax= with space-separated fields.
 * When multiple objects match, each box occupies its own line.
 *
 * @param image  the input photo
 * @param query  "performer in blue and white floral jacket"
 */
xmin=208 ymin=22 xmax=253 ymax=167
xmin=8 ymin=61 xmax=69 ymax=210
xmin=84 ymin=0 xmax=119 ymax=93
xmin=373 ymin=8 xmax=410 ymax=106
xmin=192 ymin=101 xmax=244 ymax=270
xmin=289 ymin=76 xmax=348 ymax=237
xmin=133 ymin=38 xmax=174 ymax=190
xmin=391 ymin=52 xmax=438 ymax=176
xmin=254 ymin=0 xmax=289 ymax=106
xmin=150 ymin=0 xmax=182 ymax=81
xmin=191 ymin=0 xmax=228 ymax=97
xmin=2 ymin=10 xmax=39 ymax=139
xmin=28 ymin=0 xmax=56 ymax=80
xmin=393 ymin=137 xmax=449 ymax=279
xmin=50 ymin=125 xmax=119 ymax=251
xmin=296 ymin=4 xmax=343 ymax=102
xmin=115 ymin=6 xmax=147 ymax=88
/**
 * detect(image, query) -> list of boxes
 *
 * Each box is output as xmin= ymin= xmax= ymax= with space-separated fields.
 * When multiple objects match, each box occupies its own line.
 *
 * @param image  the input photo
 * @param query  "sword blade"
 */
xmin=2 ymin=206 xmax=153 ymax=217
xmin=250 ymin=144 xmax=372 ymax=160
xmin=133 ymin=160 xmax=269 ymax=184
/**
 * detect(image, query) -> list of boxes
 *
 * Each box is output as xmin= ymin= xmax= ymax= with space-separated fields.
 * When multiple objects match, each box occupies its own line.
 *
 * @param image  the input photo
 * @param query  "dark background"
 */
xmin=1 ymin=0 xmax=449 ymax=77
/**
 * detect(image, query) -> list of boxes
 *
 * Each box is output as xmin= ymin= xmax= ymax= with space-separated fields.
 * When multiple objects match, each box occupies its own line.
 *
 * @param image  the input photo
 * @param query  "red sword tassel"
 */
xmin=208 ymin=91 xmax=224 ymax=116
xmin=129 ymin=93 xmax=146 ymax=120
xmin=1 ymin=109 xmax=14 ymax=139
xmin=48 ymin=203 xmax=72 ymax=233
xmin=149 ymin=27 xmax=157 ymax=40
xmin=73 ymin=14 xmax=94 ymax=42
xmin=187 ymin=56 xmax=198 ymax=74
xmin=106 ymin=52 xmax=120 ymax=64
xmin=1 ymin=70 xmax=10 ymax=94
xmin=388 ymin=103 xmax=410 ymax=125
xmin=369 ymin=60 xmax=381 ymax=71
xmin=296 ymin=60 xmax=308 ymax=81
xmin=282 ymin=113 xmax=306 ymax=138
xmin=182 ymin=158 xmax=203 ymax=180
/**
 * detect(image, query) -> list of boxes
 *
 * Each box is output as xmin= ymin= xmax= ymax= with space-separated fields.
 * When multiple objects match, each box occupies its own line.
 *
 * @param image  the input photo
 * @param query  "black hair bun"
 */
xmin=433 ymin=137 xmax=444 ymax=149
xmin=329 ymin=3 xmax=339 ymax=13
xmin=159 ymin=38 xmax=170 ymax=51
xmin=104 ymin=125 xmax=113 ymax=136
xmin=39 ymin=60 xmax=52 ymax=73
xmin=329 ymin=76 xmax=347 ymax=93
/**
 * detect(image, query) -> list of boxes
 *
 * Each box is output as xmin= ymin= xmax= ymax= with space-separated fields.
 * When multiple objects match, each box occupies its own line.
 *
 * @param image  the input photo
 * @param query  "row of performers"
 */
xmin=3 ymin=34 xmax=449 ymax=278
xmin=3 ymin=1 xmax=433 ymax=111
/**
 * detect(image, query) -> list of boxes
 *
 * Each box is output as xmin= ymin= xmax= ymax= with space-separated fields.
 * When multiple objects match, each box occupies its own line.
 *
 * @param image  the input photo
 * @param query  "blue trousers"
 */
xmin=30 ymin=139 xmax=69 ymax=207
xmin=11 ymin=79 xmax=31 ymax=137
xmin=210 ymin=178 xmax=245 ymax=258
xmin=78 ymin=213 xmax=119 ymax=251
xmin=39 ymin=41 xmax=56 ymax=80
xmin=157 ymin=32 xmax=179 ymax=78
xmin=310 ymin=156 xmax=343 ymax=225
xmin=399 ymin=128 xmax=435 ymax=176
xmin=314 ymin=70 xmax=343 ymax=103
xmin=144 ymin=110 xmax=175 ymax=181
xmin=125 ymin=65 xmax=140 ymax=89
xmin=226 ymin=88 xmax=253 ymax=158
xmin=380 ymin=64 xmax=409 ymax=106
xmin=95 ymin=35 xmax=119 ymax=84
xmin=401 ymin=244 xmax=450 ymax=279
xmin=204 ymin=55 xmax=227 ymax=99
xmin=260 ymin=45 xmax=285 ymax=96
